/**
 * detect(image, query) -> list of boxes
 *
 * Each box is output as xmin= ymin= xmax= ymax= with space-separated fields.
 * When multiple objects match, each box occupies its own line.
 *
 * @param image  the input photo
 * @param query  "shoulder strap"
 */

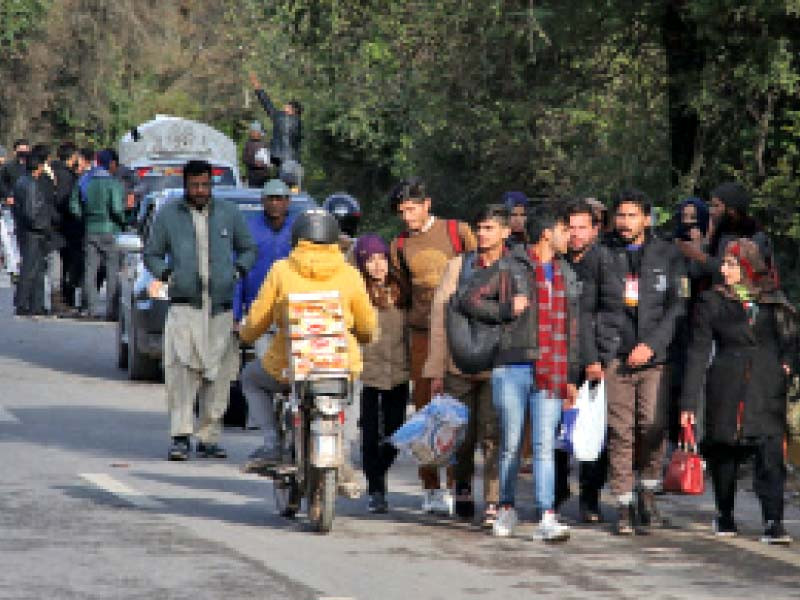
xmin=395 ymin=230 xmax=409 ymax=251
xmin=447 ymin=219 xmax=463 ymax=254
xmin=457 ymin=251 xmax=477 ymax=287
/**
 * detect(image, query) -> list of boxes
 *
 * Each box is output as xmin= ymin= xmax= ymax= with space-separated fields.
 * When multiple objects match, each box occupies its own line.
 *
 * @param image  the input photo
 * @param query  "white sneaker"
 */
xmin=534 ymin=510 xmax=570 ymax=542
xmin=421 ymin=489 xmax=438 ymax=514
xmin=492 ymin=506 xmax=518 ymax=537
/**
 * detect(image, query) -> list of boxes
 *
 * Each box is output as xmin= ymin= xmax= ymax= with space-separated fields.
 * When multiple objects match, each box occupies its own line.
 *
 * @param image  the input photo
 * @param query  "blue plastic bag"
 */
xmin=390 ymin=394 xmax=469 ymax=466
xmin=556 ymin=408 xmax=578 ymax=454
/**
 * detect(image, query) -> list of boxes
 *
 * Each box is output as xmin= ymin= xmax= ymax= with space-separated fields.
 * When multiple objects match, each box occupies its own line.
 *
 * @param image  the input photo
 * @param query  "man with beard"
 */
xmin=144 ymin=160 xmax=255 ymax=461
xmin=1 ymin=139 xmax=30 ymax=207
xmin=553 ymin=199 xmax=623 ymax=523
xmin=249 ymin=72 xmax=302 ymax=168
xmin=605 ymin=190 xmax=686 ymax=535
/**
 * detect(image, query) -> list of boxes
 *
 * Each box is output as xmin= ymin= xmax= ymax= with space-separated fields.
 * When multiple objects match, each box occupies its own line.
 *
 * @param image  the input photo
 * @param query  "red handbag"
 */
xmin=663 ymin=424 xmax=705 ymax=495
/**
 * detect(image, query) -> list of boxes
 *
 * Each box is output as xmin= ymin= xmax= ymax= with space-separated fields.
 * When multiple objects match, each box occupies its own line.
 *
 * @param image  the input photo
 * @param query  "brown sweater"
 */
xmin=389 ymin=217 xmax=476 ymax=331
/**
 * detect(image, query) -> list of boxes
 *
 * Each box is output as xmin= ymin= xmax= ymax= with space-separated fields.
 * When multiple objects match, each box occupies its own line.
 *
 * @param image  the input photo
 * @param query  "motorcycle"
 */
xmin=267 ymin=374 xmax=352 ymax=533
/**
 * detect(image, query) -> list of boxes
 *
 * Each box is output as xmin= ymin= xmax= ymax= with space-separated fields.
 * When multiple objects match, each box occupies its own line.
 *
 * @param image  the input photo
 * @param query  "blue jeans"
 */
xmin=492 ymin=365 xmax=563 ymax=513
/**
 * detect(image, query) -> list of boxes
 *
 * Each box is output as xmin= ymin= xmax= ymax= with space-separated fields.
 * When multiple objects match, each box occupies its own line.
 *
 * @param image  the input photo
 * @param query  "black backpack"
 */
xmin=445 ymin=252 xmax=501 ymax=375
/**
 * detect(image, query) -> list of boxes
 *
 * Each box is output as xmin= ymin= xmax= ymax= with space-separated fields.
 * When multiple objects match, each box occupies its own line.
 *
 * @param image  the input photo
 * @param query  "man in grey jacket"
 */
xmin=144 ymin=160 xmax=256 ymax=461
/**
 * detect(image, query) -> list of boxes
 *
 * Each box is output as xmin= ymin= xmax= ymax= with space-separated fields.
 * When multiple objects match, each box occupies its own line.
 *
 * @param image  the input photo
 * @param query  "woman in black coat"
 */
xmin=680 ymin=238 xmax=797 ymax=544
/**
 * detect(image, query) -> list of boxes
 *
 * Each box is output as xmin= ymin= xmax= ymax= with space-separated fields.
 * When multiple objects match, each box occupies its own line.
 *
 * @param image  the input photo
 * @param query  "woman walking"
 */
xmin=354 ymin=234 xmax=409 ymax=513
xmin=681 ymin=238 xmax=797 ymax=544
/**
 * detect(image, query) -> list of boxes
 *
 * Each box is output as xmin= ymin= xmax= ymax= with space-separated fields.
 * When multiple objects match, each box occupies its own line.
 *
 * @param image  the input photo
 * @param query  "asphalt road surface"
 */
xmin=1 ymin=282 xmax=799 ymax=600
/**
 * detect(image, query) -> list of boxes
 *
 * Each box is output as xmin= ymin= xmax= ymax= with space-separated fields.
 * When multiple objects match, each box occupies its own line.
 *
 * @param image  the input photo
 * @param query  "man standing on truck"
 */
xmin=249 ymin=71 xmax=302 ymax=168
xmin=144 ymin=160 xmax=256 ymax=461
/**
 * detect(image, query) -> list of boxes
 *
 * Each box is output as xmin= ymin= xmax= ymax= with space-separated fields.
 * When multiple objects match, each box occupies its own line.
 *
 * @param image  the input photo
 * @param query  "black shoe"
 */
xmin=454 ymin=484 xmax=475 ymax=520
xmin=638 ymin=490 xmax=668 ymax=528
xmin=196 ymin=441 xmax=227 ymax=459
xmin=615 ymin=505 xmax=635 ymax=535
xmin=712 ymin=514 xmax=738 ymax=537
xmin=368 ymin=492 xmax=388 ymax=514
xmin=579 ymin=489 xmax=602 ymax=524
xmin=761 ymin=521 xmax=792 ymax=545
xmin=168 ymin=437 xmax=190 ymax=461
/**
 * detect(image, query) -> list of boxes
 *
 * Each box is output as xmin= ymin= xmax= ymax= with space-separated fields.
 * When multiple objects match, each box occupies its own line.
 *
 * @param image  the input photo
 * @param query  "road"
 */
xmin=1 ymin=282 xmax=799 ymax=600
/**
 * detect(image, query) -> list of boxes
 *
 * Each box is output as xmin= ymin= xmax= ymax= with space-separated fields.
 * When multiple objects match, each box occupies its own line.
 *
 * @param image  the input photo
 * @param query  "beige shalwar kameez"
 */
xmin=164 ymin=205 xmax=239 ymax=443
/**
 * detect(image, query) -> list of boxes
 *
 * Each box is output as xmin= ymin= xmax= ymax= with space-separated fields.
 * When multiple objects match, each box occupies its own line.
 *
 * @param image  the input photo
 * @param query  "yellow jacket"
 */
xmin=240 ymin=240 xmax=377 ymax=382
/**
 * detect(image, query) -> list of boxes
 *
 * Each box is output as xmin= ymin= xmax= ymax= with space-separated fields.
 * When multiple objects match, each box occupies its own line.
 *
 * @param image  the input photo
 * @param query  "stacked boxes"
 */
xmin=286 ymin=291 xmax=349 ymax=379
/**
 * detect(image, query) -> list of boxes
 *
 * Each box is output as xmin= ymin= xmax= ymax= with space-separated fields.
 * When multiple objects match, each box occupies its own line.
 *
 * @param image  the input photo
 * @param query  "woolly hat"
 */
xmin=354 ymin=233 xmax=389 ymax=274
xmin=711 ymin=182 xmax=750 ymax=212
xmin=502 ymin=191 xmax=529 ymax=209
xmin=96 ymin=149 xmax=114 ymax=170
xmin=675 ymin=197 xmax=710 ymax=236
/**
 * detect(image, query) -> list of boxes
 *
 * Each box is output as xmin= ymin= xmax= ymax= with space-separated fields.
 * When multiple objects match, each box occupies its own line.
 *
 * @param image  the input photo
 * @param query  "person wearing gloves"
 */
xmin=353 ymin=234 xmax=409 ymax=513
xmin=680 ymin=238 xmax=797 ymax=544
xmin=242 ymin=121 xmax=270 ymax=188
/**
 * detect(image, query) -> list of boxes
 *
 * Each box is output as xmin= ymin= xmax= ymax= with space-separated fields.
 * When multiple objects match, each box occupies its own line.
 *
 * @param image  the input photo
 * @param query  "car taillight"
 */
xmin=136 ymin=167 xmax=152 ymax=177
xmin=212 ymin=168 xmax=226 ymax=177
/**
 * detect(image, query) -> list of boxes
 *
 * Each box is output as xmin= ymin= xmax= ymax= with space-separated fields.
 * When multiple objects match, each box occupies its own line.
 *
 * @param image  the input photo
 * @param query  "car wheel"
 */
xmin=128 ymin=306 xmax=160 ymax=381
xmin=116 ymin=304 xmax=128 ymax=370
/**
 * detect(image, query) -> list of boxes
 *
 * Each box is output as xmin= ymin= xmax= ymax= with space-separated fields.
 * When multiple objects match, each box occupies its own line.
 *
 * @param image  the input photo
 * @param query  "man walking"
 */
xmin=388 ymin=176 xmax=475 ymax=514
xmin=605 ymin=190 xmax=686 ymax=534
xmin=554 ymin=199 xmax=623 ymax=522
xmin=1 ymin=139 xmax=30 ymax=206
xmin=423 ymin=204 xmax=507 ymax=526
xmin=69 ymin=149 xmax=126 ymax=320
xmin=144 ymin=160 xmax=255 ymax=461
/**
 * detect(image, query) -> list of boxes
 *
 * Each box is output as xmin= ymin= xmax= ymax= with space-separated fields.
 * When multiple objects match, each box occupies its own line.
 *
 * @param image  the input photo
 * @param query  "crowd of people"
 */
xmin=2 ymin=124 xmax=796 ymax=548
xmin=147 ymin=153 xmax=797 ymax=546
xmin=0 ymin=139 xmax=129 ymax=320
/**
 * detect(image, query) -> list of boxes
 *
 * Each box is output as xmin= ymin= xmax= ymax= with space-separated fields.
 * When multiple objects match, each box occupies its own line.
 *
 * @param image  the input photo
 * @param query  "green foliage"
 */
xmin=1 ymin=0 xmax=799 ymax=297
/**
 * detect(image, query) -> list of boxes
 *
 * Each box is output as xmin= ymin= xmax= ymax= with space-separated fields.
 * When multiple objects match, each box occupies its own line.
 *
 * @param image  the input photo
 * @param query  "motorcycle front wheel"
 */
xmin=308 ymin=467 xmax=336 ymax=533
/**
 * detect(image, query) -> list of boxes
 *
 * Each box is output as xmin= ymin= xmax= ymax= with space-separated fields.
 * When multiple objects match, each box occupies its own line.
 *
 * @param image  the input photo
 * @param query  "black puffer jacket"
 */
xmin=605 ymin=233 xmax=687 ymax=365
xmin=681 ymin=290 xmax=798 ymax=443
xmin=570 ymin=242 xmax=624 ymax=369
xmin=255 ymin=89 xmax=301 ymax=164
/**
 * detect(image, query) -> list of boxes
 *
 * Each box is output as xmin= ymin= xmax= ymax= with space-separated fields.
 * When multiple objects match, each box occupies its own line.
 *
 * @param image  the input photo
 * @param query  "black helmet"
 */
xmin=323 ymin=192 xmax=361 ymax=238
xmin=291 ymin=209 xmax=340 ymax=247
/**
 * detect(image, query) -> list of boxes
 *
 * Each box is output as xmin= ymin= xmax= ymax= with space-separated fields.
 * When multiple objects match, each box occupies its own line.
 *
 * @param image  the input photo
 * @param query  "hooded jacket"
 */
xmin=239 ymin=241 xmax=377 ymax=382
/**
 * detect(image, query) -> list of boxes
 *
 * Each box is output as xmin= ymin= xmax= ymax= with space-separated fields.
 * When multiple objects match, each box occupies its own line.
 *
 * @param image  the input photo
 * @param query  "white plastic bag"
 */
xmin=390 ymin=394 xmax=469 ymax=466
xmin=572 ymin=380 xmax=606 ymax=462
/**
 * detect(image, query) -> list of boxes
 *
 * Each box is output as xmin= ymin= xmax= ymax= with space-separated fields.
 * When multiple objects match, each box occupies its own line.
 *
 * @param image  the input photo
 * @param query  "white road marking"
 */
xmin=0 ymin=405 xmax=20 ymax=423
xmin=79 ymin=473 xmax=162 ymax=509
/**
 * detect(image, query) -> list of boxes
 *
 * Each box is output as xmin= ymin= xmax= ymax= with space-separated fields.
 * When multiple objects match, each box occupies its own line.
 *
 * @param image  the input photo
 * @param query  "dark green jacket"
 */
xmin=143 ymin=198 xmax=256 ymax=314
xmin=69 ymin=171 xmax=126 ymax=235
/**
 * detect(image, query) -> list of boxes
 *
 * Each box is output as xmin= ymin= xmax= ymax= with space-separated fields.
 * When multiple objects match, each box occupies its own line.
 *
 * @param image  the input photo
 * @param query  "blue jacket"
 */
xmin=233 ymin=211 xmax=295 ymax=320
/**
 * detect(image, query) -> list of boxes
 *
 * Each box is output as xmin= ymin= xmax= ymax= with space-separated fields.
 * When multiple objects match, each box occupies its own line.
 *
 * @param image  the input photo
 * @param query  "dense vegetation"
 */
xmin=2 ymin=0 xmax=799 ymax=293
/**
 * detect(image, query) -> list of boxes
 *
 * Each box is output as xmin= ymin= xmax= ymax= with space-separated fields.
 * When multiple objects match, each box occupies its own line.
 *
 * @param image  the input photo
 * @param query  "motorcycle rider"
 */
xmin=238 ymin=210 xmax=376 ymax=498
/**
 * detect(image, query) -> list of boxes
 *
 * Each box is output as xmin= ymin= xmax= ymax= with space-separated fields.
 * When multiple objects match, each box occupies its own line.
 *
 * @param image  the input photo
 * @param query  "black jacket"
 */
xmin=605 ymin=233 xmax=687 ymax=365
xmin=242 ymin=139 xmax=270 ymax=187
xmin=1 ymin=160 xmax=27 ymax=201
xmin=456 ymin=246 xmax=582 ymax=382
xmin=13 ymin=175 xmax=52 ymax=233
xmin=255 ymin=89 xmax=301 ymax=163
xmin=569 ymin=242 xmax=624 ymax=370
xmin=49 ymin=160 xmax=81 ymax=243
xmin=681 ymin=290 xmax=798 ymax=443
